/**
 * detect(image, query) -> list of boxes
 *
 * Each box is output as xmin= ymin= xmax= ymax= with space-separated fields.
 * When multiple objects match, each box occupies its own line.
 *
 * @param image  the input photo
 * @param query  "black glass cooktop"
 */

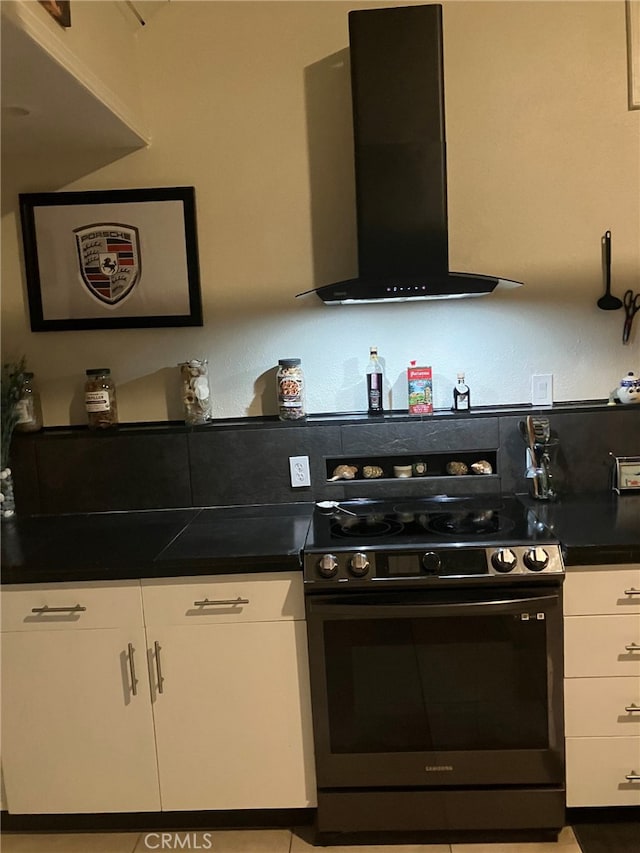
xmin=306 ymin=495 xmax=555 ymax=551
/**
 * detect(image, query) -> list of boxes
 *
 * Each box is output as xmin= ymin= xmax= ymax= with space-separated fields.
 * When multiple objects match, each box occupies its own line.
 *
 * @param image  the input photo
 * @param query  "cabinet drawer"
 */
xmin=565 ymin=677 xmax=640 ymax=736
xmin=564 ymin=565 xmax=640 ymax=616
xmin=564 ymin=615 xmax=640 ymax=677
xmin=141 ymin=572 xmax=304 ymax=625
xmin=1 ymin=581 xmax=144 ymax=631
xmin=566 ymin=737 xmax=640 ymax=807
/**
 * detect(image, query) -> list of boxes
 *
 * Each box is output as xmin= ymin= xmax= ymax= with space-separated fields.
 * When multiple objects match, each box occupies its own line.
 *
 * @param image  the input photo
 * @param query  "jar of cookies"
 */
xmin=277 ymin=359 xmax=305 ymax=421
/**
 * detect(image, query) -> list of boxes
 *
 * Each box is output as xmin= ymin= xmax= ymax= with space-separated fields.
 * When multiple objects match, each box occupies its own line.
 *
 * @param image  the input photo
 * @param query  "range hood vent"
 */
xmin=298 ymin=4 xmax=522 ymax=305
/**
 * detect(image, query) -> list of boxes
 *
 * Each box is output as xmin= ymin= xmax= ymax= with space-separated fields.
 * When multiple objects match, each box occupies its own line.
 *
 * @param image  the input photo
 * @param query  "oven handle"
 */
xmin=307 ymin=594 xmax=558 ymax=619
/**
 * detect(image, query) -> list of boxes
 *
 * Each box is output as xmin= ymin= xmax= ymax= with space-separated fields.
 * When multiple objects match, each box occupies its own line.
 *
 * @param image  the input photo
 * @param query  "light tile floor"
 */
xmin=0 ymin=826 xmax=581 ymax=853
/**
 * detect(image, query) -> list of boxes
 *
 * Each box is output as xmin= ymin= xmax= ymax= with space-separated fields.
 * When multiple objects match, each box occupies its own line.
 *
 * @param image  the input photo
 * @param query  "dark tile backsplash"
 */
xmin=9 ymin=406 xmax=639 ymax=515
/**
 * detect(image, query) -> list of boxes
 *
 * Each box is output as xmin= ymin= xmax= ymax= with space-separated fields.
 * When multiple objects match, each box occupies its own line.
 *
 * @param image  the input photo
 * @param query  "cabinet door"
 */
xmin=564 ymin=676 xmax=640 ymax=737
xmin=149 ymin=620 xmax=316 ymax=811
xmin=564 ymin=566 xmax=640 ymax=616
xmin=566 ymin=737 xmax=640 ymax=807
xmin=564 ymin=615 xmax=640 ymax=678
xmin=1 ymin=627 xmax=161 ymax=814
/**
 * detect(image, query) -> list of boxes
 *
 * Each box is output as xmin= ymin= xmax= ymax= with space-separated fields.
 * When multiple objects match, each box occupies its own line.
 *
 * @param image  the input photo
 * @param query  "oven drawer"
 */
xmin=564 ymin=677 xmax=640 ymax=736
xmin=564 ymin=615 xmax=640 ymax=677
xmin=1 ymin=581 xmax=144 ymax=631
xmin=141 ymin=572 xmax=304 ymax=625
xmin=565 ymin=736 xmax=640 ymax=807
xmin=564 ymin=565 xmax=640 ymax=616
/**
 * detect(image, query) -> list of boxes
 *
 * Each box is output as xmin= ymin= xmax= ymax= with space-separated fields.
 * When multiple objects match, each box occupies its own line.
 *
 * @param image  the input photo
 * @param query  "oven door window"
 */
xmin=324 ymin=610 xmax=549 ymax=754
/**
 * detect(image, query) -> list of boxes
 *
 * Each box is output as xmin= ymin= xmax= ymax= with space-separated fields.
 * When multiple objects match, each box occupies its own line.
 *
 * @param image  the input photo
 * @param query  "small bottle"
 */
xmin=277 ymin=359 xmax=305 ymax=421
xmin=367 ymin=346 xmax=384 ymax=415
xmin=14 ymin=372 xmax=43 ymax=432
xmin=453 ymin=372 xmax=471 ymax=412
xmin=85 ymin=368 xmax=118 ymax=429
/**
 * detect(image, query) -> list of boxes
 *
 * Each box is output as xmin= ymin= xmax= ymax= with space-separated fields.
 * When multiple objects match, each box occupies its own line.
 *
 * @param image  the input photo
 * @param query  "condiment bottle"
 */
xmin=14 ymin=372 xmax=43 ymax=432
xmin=85 ymin=368 xmax=118 ymax=429
xmin=366 ymin=346 xmax=383 ymax=415
xmin=453 ymin=372 xmax=471 ymax=412
xmin=277 ymin=359 xmax=305 ymax=420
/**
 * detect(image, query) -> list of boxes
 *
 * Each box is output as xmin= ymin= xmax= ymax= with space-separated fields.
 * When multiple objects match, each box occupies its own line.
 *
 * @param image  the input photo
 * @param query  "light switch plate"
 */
xmin=289 ymin=455 xmax=311 ymax=488
xmin=531 ymin=374 xmax=553 ymax=407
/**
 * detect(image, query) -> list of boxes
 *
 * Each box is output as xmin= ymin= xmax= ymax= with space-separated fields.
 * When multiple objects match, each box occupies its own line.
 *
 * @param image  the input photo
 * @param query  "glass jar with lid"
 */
xmin=14 ymin=372 xmax=43 ymax=432
xmin=178 ymin=359 xmax=212 ymax=425
xmin=277 ymin=359 xmax=305 ymax=421
xmin=85 ymin=368 xmax=118 ymax=429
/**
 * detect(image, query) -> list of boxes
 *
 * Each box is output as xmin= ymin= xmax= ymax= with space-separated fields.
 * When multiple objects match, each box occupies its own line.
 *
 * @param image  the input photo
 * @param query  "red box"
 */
xmin=407 ymin=365 xmax=433 ymax=414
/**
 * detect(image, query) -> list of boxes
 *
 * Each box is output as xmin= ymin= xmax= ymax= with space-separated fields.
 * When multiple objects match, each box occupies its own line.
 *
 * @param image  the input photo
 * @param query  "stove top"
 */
xmin=307 ymin=495 xmax=549 ymax=549
xmin=303 ymin=494 xmax=564 ymax=588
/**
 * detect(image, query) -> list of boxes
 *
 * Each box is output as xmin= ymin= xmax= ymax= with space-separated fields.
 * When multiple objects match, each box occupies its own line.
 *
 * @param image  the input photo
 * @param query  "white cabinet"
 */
xmin=563 ymin=563 xmax=640 ymax=807
xmin=141 ymin=573 xmax=316 ymax=811
xmin=1 ymin=582 xmax=160 ymax=814
xmin=1 ymin=572 xmax=316 ymax=814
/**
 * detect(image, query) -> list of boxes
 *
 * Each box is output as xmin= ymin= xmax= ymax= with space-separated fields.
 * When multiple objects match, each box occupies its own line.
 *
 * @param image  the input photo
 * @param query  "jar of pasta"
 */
xmin=277 ymin=359 xmax=305 ymax=421
xmin=85 ymin=368 xmax=118 ymax=429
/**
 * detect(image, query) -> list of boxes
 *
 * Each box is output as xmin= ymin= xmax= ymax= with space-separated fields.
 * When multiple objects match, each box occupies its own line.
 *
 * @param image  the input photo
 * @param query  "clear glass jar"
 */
xmin=14 ymin=372 xmax=43 ymax=433
xmin=277 ymin=358 xmax=305 ymax=421
xmin=179 ymin=360 xmax=212 ymax=425
xmin=85 ymin=368 xmax=118 ymax=429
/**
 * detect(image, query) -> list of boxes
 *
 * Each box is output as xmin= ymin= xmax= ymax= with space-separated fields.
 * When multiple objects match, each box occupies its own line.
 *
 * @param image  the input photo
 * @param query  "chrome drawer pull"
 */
xmin=625 ymin=772 xmax=640 ymax=781
xmin=624 ymin=705 xmax=640 ymax=713
xmin=31 ymin=604 xmax=87 ymax=614
xmin=154 ymin=640 xmax=164 ymax=694
xmin=624 ymin=588 xmax=640 ymax=596
xmin=624 ymin=643 xmax=640 ymax=651
xmin=127 ymin=642 xmax=138 ymax=696
xmin=193 ymin=597 xmax=249 ymax=607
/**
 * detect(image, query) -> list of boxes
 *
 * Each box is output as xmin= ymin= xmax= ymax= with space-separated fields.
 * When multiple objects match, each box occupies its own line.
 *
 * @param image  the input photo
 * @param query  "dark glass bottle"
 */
xmin=366 ymin=347 xmax=383 ymax=415
xmin=453 ymin=372 xmax=471 ymax=412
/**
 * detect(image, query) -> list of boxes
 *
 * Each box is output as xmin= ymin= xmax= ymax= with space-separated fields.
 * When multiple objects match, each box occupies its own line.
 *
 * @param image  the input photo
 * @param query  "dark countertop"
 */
xmin=523 ymin=492 xmax=640 ymax=565
xmin=1 ymin=494 xmax=637 ymax=586
xmin=0 ymin=503 xmax=314 ymax=585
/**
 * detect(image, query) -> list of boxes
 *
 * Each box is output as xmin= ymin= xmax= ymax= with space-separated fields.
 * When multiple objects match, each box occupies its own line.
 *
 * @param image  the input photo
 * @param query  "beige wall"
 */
xmin=2 ymin=0 xmax=639 ymax=425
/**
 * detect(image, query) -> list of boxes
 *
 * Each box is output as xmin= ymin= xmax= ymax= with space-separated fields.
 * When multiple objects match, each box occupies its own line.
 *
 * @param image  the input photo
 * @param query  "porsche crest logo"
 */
xmin=74 ymin=224 xmax=141 ymax=306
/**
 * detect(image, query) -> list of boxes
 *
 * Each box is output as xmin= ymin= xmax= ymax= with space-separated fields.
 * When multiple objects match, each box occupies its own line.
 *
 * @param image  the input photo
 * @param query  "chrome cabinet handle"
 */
xmin=193 ymin=597 xmax=249 ymax=607
xmin=625 ymin=705 xmax=640 ymax=713
xmin=625 ymin=772 xmax=640 ymax=781
xmin=154 ymin=640 xmax=164 ymax=694
xmin=31 ymin=604 xmax=87 ymax=614
xmin=127 ymin=642 xmax=138 ymax=696
xmin=624 ymin=643 xmax=640 ymax=651
xmin=624 ymin=588 xmax=640 ymax=596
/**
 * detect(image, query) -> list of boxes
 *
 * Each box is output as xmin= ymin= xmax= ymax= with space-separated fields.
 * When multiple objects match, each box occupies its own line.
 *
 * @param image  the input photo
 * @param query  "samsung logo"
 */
xmin=424 ymin=765 xmax=453 ymax=772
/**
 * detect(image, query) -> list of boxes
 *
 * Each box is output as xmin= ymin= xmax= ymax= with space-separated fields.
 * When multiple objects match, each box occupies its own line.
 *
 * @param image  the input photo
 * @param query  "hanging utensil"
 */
xmin=622 ymin=289 xmax=640 ymax=344
xmin=597 ymin=231 xmax=622 ymax=310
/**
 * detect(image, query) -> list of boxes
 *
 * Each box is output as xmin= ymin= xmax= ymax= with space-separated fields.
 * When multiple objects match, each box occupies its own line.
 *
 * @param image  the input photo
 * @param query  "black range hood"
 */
xmin=298 ymin=3 xmax=522 ymax=304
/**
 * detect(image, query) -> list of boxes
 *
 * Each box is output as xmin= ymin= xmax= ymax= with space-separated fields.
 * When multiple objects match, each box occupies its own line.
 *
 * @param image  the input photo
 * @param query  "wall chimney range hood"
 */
xmin=298 ymin=4 xmax=522 ymax=305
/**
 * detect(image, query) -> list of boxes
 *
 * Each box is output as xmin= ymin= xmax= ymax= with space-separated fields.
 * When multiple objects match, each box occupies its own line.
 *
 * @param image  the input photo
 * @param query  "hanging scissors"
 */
xmin=623 ymin=289 xmax=640 ymax=344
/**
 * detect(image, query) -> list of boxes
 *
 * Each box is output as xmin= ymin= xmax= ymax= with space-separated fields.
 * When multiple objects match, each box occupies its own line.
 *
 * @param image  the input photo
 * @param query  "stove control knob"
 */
xmin=349 ymin=552 xmax=370 ymax=577
xmin=524 ymin=547 xmax=549 ymax=572
xmin=422 ymin=551 xmax=442 ymax=574
xmin=318 ymin=554 xmax=338 ymax=578
xmin=491 ymin=548 xmax=518 ymax=573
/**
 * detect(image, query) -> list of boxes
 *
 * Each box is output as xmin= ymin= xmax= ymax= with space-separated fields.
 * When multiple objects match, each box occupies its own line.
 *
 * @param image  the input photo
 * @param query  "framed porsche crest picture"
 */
xmin=19 ymin=187 xmax=203 ymax=331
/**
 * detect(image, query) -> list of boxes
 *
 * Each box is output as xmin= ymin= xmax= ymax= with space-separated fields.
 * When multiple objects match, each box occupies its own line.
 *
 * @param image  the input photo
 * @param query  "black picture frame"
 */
xmin=19 ymin=186 xmax=203 ymax=332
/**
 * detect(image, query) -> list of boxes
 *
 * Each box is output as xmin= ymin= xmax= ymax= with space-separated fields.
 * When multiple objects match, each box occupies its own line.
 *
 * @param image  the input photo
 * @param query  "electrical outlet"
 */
xmin=289 ymin=455 xmax=311 ymax=488
xmin=531 ymin=374 xmax=553 ymax=408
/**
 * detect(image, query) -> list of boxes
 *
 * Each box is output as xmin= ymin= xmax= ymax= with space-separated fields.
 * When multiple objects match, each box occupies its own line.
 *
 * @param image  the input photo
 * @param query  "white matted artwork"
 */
xmin=19 ymin=187 xmax=203 ymax=331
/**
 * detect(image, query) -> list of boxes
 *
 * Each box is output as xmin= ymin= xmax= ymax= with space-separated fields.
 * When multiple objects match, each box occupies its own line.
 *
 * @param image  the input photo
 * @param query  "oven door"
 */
xmin=305 ymin=585 xmax=564 ymax=789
